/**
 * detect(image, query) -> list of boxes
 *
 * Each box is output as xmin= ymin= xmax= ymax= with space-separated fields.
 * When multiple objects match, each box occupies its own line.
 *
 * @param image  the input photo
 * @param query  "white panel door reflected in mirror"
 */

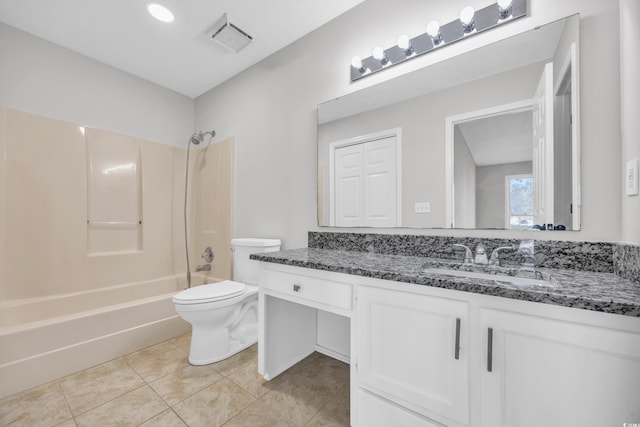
xmin=329 ymin=129 xmax=402 ymax=227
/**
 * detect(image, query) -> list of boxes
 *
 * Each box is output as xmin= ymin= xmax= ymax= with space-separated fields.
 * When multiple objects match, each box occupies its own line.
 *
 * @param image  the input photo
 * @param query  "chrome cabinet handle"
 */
xmin=293 ymin=284 xmax=301 ymax=292
xmin=487 ymin=327 xmax=494 ymax=372
xmin=454 ymin=318 xmax=461 ymax=360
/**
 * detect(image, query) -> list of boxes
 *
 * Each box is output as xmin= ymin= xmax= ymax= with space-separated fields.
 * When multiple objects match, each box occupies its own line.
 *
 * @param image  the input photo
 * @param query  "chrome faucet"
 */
xmin=195 ymin=264 xmax=211 ymax=272
xmin=453 ymin=244 xmax=474 ymax=264
xmin=489 ymin=246 xmax=515 ymax=266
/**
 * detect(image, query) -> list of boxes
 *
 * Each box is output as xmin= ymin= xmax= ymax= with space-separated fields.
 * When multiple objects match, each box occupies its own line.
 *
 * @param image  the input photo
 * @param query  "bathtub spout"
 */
xmin=195 ymin=264 xmax=211 ymax=272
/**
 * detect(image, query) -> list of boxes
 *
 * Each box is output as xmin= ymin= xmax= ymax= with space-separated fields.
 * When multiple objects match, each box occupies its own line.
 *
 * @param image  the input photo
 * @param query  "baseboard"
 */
xmin=315 ymin=344 xmax=351 ymax=364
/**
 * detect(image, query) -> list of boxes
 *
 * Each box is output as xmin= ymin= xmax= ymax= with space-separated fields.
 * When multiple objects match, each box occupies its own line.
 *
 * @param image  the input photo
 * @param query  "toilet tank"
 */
xmin=231 ymin=238 xmax=281 ymax=285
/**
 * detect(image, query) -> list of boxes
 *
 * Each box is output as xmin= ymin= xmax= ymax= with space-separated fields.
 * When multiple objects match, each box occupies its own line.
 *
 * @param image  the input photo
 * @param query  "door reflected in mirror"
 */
xmin=318 ymin=14 xmax=580 ymax=231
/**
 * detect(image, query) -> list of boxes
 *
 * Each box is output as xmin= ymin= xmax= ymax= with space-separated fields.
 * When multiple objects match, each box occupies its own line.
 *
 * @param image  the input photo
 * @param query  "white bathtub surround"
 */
xmin=0 ymin=108 xmax=235 ymax=398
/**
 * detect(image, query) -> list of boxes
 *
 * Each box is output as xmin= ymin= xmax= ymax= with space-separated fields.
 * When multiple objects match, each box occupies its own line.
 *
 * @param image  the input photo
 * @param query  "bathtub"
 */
xmin=0 ymin=275 xmax=193 ymax=399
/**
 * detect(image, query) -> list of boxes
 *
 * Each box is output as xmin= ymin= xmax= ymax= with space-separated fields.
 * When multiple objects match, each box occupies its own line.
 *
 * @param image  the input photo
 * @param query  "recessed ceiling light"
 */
xmin=147 ymin=3 xmax=174 ymax=23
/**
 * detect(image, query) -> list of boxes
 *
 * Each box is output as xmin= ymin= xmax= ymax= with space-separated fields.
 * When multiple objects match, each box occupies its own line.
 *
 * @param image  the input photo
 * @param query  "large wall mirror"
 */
xmin=318 ymin=14 xmax=580 ymax=231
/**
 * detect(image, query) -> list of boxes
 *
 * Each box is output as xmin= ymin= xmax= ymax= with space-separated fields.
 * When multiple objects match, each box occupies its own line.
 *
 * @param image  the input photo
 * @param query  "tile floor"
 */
xmin=0 ymin=334 xmax=350 ymax=427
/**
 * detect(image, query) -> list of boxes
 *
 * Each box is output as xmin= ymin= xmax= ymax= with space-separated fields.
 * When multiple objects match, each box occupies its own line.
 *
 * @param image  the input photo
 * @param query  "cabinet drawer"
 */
xmin=260 ymin=268 xmax=352 ymax=310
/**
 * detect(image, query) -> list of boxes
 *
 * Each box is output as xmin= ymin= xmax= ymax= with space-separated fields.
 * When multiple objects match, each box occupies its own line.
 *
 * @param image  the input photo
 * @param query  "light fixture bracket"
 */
xmin=350 ymin=0 xmax=526 ymax=82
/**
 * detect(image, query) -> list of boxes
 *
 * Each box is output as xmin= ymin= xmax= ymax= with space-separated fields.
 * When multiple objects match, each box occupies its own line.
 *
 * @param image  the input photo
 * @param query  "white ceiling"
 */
xmin=457 ymin=110 xmax=533 ymax=167
xmin=0 ymin=0 xmax=366 ymax=98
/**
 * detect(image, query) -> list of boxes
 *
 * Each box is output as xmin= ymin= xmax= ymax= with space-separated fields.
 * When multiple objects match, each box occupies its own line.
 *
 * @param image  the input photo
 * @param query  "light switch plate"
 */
xmin=415 ymin=202 xmax=431 ymax=213
xmin=626 ymin=158 xmax=639 ymax=196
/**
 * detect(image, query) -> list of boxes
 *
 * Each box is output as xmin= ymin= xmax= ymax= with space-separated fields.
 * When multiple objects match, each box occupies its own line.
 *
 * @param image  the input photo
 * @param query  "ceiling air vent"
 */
xmin=207 ymin=13 xmax=253 ymax=53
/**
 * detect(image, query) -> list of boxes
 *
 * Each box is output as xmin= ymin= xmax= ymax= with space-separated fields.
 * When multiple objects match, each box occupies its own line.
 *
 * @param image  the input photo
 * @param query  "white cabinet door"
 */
xmin=356 ymin=286 xmax=470 ymax=426
xmin=480 ymin=308 xmax=640 ymax=427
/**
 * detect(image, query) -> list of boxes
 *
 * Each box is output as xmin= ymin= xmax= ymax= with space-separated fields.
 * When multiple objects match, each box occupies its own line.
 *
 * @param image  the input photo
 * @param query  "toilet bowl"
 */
xmin=173 ymin=238 xmax=281 ymax=365
xmin=173 ymin=281 xmax=258 ymax=365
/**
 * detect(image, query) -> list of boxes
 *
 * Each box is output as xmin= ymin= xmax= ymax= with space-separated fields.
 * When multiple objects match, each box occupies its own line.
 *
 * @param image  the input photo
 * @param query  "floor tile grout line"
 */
xmin=130 ymin=405 xmax=174 ymax=426
xmin=150 ymin=370 xmax=225 ymax=410
xmin=70 ymin=383 xmax=150 ymax=421
xmin=143 ymin=380 xmax=175 ymax=422
xmin=223 ymin=371 xmax=271 ymax=400
xmin=71 ymin=354 xmax=165 ymax=421
xmin=168 ymin=407 xmax=190 ymax=427
xmin=56 ymin=382 xmax=77 ymax=426
xmin=217 ymin=392 xmax=260 ymax=427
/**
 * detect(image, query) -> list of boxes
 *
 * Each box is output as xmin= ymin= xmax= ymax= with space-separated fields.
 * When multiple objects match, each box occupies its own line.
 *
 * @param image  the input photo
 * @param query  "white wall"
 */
xmin=0 ymin=23 xmax=194 ymax=148
xmin=620 ymin=0 xmax=640 ymax=245
xmin=196 ymin=0 xmax=622 ymax=247
xmin=317 ymin=62 xmax=542 ymax=229
xmin=454 ymin=127 xmax=476 ymax=229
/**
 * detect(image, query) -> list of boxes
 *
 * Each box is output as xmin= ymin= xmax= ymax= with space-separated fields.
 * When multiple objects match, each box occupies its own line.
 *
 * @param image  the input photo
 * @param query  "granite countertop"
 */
xmin=252 ymin=248 xmax=640 ymax=317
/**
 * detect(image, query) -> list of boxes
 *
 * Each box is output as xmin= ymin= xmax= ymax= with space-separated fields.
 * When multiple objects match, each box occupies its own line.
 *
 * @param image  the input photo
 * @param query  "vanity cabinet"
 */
xmin=258 ymin=262 xmax=640 ymax=427
xmin=479 ymin=308 xmax=640 ymax=427
xmin=353 ymin=282 xmax=640 ymax=427
xmin=355 ymin=285 xmax=470 ymax=426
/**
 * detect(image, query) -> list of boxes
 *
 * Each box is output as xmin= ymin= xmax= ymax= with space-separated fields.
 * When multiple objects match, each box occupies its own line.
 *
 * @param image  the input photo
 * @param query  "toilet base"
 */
xmin=183 ymin=291 xmax=259 ymax=365
xmin=188 ymin=323 xmax=258 ymax=365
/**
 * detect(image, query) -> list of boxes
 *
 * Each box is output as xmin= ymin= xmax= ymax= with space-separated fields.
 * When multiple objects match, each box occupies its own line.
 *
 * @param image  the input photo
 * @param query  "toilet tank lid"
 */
xmin=231 ymin=238 xmax=281 ymax=247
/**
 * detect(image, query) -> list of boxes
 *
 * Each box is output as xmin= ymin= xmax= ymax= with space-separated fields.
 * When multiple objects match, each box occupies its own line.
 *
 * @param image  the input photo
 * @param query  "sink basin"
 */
xmin=424 ymin=267 xmax=557 ymax=289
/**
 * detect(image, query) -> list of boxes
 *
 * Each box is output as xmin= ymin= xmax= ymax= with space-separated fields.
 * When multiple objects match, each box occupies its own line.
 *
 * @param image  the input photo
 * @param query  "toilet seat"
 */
xmin=173 ymin=280 xmax=246 ymax=305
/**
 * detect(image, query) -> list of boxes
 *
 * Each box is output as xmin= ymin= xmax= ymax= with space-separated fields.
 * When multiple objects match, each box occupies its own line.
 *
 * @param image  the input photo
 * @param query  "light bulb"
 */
xmin=427 ymin=20 xmax=442 ymax=45
xmin=147 ymin=3 xmax=174 ymax=23
xmin=426 ymin=20 xmax=440 ymax=38
xmin=460 ymin=6 xmax=475 ymax=33
xmin=497 ymin=0 xmax=513 ymax=18
xmin=372 ymin=46 xmax=389 ymax=65
xmin=397 ymin=35 xmax=410 ymax=50
xmin=351 ymin=56 xmax=364 ymax=71
xmin=460 ymin=6 xmax=475 ymax=24
xmin=372 ymin=47 xmax=384 ymax=61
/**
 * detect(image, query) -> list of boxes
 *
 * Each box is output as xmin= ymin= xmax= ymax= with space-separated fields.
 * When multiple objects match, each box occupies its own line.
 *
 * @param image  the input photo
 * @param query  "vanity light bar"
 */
xmin=350 ymin=0 xmax=526 ymax=82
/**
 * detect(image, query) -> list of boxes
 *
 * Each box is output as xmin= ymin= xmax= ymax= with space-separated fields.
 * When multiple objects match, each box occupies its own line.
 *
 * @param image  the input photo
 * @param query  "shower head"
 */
xmin=189 ymin=130 xmax=216 ymax=145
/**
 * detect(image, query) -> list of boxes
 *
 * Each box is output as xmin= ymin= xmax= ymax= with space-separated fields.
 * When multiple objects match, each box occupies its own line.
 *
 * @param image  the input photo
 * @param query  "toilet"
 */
xmin=173 ymin=238 xmax=281 ymax=365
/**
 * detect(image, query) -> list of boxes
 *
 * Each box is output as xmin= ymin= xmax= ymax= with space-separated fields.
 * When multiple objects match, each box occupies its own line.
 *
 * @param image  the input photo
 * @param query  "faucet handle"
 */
xmin=489 ymin=245 xmax=515 ymax=266
xmin=453 ymin=244 xmax=474 ymax=264
xmin=517 ymin=239 xmax=536 ymax=268
xmin=517 ymin=239 xmax=534 ymax=255
xmin=201 ymin=246 xmax=214 ymax=263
